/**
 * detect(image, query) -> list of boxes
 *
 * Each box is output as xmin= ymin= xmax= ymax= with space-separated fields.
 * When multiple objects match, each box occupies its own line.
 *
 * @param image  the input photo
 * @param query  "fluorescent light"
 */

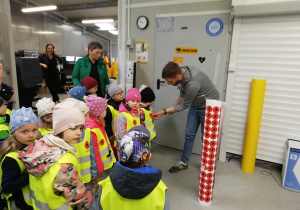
xmin=109 ymin=30 xmax=118 ymax=35
xmin=22 ymin=5 xmax=57 ymax=13
xmin=66 ymin=56 xmax=75 ymax=61
xmin=95 ymin=23 xmax=115 ymax=31
xmin=34 ymin=31 xmax=56 ymax=34
xmin=82 ymin=19 xmax=113 ymax=24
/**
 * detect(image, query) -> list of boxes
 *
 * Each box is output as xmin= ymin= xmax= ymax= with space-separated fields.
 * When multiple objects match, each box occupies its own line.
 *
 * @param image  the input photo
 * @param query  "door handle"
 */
xmin=157 ymin=79 xmax=165 ymax=90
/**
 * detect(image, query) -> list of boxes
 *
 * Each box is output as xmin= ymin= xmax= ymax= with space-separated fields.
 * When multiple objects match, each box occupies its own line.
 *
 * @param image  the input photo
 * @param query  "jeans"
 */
xmin=181 ymin=105 xmax=205 ymax=163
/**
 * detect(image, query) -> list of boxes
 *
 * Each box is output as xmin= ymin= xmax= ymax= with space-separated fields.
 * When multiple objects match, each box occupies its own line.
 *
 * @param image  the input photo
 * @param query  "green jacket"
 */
xmin=72 ymin=55 xmax=109 ymax=97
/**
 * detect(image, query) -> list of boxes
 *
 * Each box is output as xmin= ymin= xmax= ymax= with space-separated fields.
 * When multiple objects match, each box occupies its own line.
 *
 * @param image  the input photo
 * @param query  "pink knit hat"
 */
xmin=126 ymin=88 xmax=141 ymax=102
xmin=52 ymin=101 xmax=85 ymax=135
xmin=85 ymin=95 xmax=107 ymax=117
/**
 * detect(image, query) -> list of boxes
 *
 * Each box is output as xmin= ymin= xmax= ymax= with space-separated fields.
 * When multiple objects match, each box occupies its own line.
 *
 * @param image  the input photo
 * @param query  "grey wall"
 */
xmin=128 ymin=0 xmax=232 ymax=88
xmin=10 ymin=1 xmax=110 ymax=57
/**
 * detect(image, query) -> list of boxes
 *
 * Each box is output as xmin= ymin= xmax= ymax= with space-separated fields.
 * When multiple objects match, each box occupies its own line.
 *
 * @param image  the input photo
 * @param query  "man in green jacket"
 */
xmin=72 ymin=41 xmax=110 ymax=98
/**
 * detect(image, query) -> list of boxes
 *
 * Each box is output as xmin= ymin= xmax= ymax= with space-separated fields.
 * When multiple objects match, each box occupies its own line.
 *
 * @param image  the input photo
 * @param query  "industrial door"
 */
xmin=153 ymin=13 xmax=231 ymax=155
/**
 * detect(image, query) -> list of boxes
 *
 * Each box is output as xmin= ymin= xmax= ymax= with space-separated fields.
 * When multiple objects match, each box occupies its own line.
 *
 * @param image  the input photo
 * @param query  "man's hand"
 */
xmin=152 ymin=111 xmax=164 ymax=120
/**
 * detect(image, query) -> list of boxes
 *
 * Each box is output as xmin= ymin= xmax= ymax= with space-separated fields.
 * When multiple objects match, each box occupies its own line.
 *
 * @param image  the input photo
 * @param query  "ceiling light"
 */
xmin=95 ymin=23 xmax=115 ymax=31
xmin=22 ymin=5 xmax=57 ymax=13
xmin=109 ymin=31 xmax=118 ymax=35
xmin=82 ymin=19 xmax=113 ymax=24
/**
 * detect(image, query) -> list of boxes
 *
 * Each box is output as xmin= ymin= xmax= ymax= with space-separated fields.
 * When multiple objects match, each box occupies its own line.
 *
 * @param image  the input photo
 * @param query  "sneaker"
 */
xmin=169 ymin=161 xmax=188 ymax=173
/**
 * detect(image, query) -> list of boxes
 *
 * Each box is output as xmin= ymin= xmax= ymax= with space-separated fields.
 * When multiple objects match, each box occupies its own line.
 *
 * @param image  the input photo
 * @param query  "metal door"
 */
xmin=153 ymin=13 xmax=231 ymax=154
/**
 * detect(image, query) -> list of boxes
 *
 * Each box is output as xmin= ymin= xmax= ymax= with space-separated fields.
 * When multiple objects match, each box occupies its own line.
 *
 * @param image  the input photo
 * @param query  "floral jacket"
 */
xmin=18 ymin=137 xmax=93 ymax=210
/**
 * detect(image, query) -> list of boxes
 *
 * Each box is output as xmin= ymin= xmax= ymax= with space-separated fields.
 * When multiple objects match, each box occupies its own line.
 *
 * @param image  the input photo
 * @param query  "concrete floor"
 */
xmin=148 ymin=143 xmax=300 ymax=210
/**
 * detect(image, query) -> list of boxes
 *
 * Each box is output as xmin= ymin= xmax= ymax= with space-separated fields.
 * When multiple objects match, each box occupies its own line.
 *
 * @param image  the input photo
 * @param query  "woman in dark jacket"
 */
xmin=38 ymin=44 xmax=63 ymax=102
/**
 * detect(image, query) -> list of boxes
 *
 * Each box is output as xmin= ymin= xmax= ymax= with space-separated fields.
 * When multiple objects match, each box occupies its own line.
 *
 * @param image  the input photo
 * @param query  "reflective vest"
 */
xmin=0 ymin=151 xmax=32 ymax=209
xmin=38 ymin=128 xmax=53 ymax=137
xmin=29 ymin=153 xmax=82 ymax=210
xmin=0 ymin=108 xmax=12 ymax=137
xmin=140 ymin=108 xmax=156 ymax=140
xmin=90 ymin=128 xmax=116 ymax=170
xmin=117 ymin=112 xmax=141 ymax=132
xmin=83 ymin=93 xmax=97 ymax=100
xmin=73 ymin=128 xmax=91 ymax=183
xmin=107 ymin=105 xmax=119 ymax=134
xmin=99 ymin=177 xmax=167 ymax=210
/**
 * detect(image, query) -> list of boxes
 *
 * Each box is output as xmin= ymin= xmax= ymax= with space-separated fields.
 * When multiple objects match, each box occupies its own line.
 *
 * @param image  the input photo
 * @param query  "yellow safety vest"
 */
xmin=90 ymin=128 xmax=116 ymax=170
xmin=119 ymin=112 xmax=141 ymax=132
xmin=107 ymin=105 xmax=119 ymax=134
xmin=140 ymin=108 xmax=156 ymax=140
xmin=83 ymin=93 xmax=97 ymax=100
xmin=99 ymin=177 xmax=167 ymax=210
xmin=73 ymin=128 xmax=91 ymax=183
xmin=0 ymin=108 xmax=12 ymax=137
xmin=0 ymin=151 xmax=32 ymax=209
xmin=38 ymin=128 xmax=53 ymax=137
xmin=29 ymin=152 xmax=82 ymax=210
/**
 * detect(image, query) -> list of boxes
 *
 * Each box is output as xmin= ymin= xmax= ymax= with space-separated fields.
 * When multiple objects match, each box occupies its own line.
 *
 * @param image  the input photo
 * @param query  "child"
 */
xmin=81 ymin=76 xmax=98 ymax=99
xmin=61 ymin=98 xmax=94 ymax=188
xmin=67 ymin=85 xmax=86 ymax=101
xmin=0 ymin=96 xmax=8 ymax=144
xmin=0 ymin=107 xmax=39 ymax=210
xmin=18 ymin=102 xmax=93 ymax=209
xmin=104 ymin=84 xmax=124 ymax=159
xmin=36 ymin=97 xmax=55 ymax=137
xmin=90 ymin=126 xmax=170 ymax=210
xmin=85 ymin=95 xmax=116 ymax=197
xmin=139 ymin=85 xmax=156 ymax=141
xmin=115 ymin=88 xmax=141 ymax=145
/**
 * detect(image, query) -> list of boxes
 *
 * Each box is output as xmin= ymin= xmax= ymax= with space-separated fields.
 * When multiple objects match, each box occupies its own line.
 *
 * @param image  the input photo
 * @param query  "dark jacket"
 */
xmin=90 ymin=161 xmax=170 ymax=210
xmin=104 ymin=98 xmax=122 ymax=137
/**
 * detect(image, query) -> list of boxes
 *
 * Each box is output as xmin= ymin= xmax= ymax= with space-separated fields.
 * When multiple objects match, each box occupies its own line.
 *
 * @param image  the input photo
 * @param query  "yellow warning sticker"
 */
xmin=175 ymin=47 xmax=198 ymax=54
xmin=173 ymin=57 xmax=184 ymax=63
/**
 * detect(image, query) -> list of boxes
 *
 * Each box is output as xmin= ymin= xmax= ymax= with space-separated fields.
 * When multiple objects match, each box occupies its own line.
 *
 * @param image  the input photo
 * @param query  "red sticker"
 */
xmin=213 ymin=106 xmax=219 ymax=113
xmin=206 ymin=112 xmax=212 ymax=119
xmin=212 ymin=113 xmax=219 ymax=119
xmin=149 ymin=113 xmax=153 ymax=118
xmin=85 ymin=141 xmax=89 ymax=149
xmin=133 ymin=120 xmax=137 ymax=125
xmin=100 ymin=139 xmax=105 ymax=146
xmin=207 ymin=106 xmax=212 ymax=112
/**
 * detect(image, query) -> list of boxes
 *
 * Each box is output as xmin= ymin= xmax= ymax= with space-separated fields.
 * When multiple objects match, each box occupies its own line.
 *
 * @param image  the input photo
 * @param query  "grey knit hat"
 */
xmin=106 ymin=84 xmax=122 ymax=97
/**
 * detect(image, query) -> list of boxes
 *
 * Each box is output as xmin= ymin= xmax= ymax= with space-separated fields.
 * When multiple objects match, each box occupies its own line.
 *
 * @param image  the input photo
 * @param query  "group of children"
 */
xmin=0 ymin=71 xmax=170 ymax=209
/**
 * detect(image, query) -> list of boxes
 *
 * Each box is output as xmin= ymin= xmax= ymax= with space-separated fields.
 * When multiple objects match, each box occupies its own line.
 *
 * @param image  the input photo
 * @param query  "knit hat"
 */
xmin=0 ymin=83 xmax=14 ymax=101
xmin=85 ymin=95 xmax=107 ymax=118
xmin=68 ymin=85 xmax=86 ymax=101
xmin=140 ymin=86 xmax=156 ymax=103
xmin=36 ymin=97 xmax=55 ymax=118
xmin=106 ymin=84 xmax=122 ymax=97
xmin=81 ymin=77 xmax=98 ymax=90
xmin=61 ymin=98 xmax=89 ymax=116
xmin=126 ymin=88 xmax=141 ymax=102
xmin=0 ymin=96 xmax=5 ymax=107
xmin=119 ymin=126 xmax=151 ymax=167
xmin=52 ymin=101 xmax=85 ymax=135
xmin=10 ymin=107 xmax=39 ymax=134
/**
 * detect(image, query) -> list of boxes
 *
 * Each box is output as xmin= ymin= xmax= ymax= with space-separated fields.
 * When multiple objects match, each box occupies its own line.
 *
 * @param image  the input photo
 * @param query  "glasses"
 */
xmin=115 ymin=91 xmax=123 ymax=96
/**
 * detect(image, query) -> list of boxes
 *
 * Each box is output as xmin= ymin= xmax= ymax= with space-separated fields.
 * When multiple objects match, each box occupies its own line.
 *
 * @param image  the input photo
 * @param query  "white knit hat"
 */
xmin=36 ymin=97 xmax=55 ymax=118
xmin=61 ymin=98 xmax=89 ymax=115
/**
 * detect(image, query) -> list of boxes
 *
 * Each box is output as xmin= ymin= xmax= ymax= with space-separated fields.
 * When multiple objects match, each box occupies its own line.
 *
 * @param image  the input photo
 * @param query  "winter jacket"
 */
xmin=72 ymin=55 xmax=109 ymax=97
xmin=90 ymin=161 xmax=170 ymax=210
xmin=18 ymin=135 xmax=93 ymax=210
xmin=104 ymin=98 xmax=122 ymax=137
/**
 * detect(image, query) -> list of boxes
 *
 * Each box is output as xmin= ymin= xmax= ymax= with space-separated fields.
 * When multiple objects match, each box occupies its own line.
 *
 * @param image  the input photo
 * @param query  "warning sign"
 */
xmin=175 ymin=47 xmax=198 ymax=54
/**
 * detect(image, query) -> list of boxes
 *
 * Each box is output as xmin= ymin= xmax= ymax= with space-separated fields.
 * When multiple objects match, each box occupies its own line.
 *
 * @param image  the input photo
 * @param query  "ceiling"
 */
xmin=13 ymin=0 xmax=118 ymax=41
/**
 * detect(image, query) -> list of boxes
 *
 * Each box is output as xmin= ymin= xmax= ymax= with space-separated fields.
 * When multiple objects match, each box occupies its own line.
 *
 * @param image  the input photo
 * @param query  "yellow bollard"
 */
xmin=241 ymin=79 xmax=267 ymax=173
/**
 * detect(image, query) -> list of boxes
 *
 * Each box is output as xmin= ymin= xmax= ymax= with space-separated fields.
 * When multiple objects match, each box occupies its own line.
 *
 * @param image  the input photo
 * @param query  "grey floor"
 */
xmin=148 ymin=143 xmax=300 ymax=210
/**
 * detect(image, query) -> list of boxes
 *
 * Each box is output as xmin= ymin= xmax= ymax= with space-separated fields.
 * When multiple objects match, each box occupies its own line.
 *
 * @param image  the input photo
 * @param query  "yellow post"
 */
xmin=241 ymin=79 xmax=267 ymax=173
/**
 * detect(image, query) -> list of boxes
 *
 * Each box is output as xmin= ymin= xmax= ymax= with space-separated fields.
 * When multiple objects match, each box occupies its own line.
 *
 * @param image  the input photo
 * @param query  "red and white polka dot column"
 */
xmin=198 ymin=99 xmax=222 ymax=206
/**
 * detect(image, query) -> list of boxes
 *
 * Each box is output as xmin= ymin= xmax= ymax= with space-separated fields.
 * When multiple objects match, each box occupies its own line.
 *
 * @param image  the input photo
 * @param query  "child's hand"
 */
xmin=152 ymin=112 xmax=163 ymax=120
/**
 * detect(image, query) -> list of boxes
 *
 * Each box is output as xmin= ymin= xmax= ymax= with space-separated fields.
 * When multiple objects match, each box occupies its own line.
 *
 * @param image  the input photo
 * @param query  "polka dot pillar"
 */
xmin=198 ymin=100 xmax=222 ymax=206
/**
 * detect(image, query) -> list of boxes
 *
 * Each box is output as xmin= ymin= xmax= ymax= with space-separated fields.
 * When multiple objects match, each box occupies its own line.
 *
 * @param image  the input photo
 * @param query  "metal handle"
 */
xmin=157 ymin=79 xmax=165 ymax=90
